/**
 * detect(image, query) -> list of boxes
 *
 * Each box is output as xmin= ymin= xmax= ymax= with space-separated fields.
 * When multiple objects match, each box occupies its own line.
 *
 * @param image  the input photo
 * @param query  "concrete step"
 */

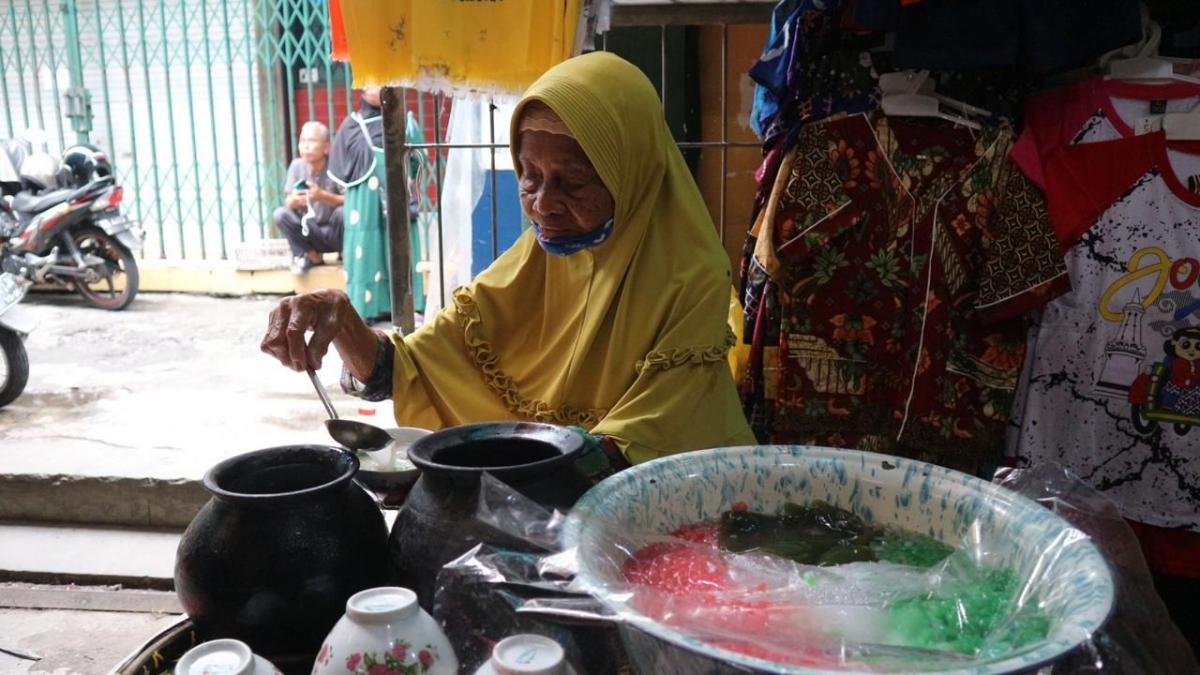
xmin=0 ymin=582 xmax=181 ymax=614
xmin=0 ymin=473 xmax=207 ymax=530
xmin=31 ymin=255 xmax=347 ymax=297
xmin=0 ymin=511 xmax=400 ymax=590
xmin=0 ymin=523 xmax=180 ymax=591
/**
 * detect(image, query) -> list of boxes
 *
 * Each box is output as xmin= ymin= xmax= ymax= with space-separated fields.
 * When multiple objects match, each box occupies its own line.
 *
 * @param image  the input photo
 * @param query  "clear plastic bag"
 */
xmin=431 ymin=475 xmax=624 ymax=674
xmin=993 ymin=464 xmax=1198 ymax=674
xmin=430 ymin=464 xmax=1198 ymax=673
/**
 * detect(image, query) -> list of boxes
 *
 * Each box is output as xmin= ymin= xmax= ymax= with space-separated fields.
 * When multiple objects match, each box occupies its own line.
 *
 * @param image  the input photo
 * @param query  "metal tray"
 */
xmin=107 ymin=616 xmax=317 ymax=675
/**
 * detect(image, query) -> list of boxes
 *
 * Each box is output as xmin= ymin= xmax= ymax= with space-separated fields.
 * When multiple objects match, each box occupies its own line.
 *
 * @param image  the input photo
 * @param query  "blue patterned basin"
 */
xmin=562 ymin=446 xmax=1114 ymax=675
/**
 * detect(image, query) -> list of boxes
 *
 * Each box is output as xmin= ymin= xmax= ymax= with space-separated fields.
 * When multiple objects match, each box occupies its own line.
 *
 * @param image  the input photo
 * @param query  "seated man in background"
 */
xmin=274 ymin=121 xmax=345 ymax=275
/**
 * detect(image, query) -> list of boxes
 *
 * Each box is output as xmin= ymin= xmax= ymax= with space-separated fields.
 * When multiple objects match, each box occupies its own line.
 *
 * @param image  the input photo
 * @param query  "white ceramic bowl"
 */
xmin=174 ymin=638 xmax=281 ymax=675
xmin=562 ymin=445 xmax=1115 ymax=675
xmin=471 ymin=634 xmax=578 ymax=675
xmin=312 ymin=586 xmax=457 ymax=675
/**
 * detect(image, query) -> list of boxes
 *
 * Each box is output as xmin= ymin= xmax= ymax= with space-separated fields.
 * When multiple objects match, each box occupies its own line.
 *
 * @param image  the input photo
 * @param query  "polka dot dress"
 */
xmin=340 ymin=148 xmax=391 ymax=321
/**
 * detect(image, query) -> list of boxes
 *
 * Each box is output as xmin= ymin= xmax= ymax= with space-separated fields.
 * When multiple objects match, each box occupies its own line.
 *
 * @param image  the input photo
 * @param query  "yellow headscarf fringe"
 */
xmin=454 ymin=289 xmax=606 ymax=428
xmin=635 ymin=326 xmax=738 ymax=375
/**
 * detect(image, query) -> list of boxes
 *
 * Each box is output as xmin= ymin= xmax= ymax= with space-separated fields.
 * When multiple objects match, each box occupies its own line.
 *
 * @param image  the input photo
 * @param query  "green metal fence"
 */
xmin=0 ymin=0 xmax=441 ymax=262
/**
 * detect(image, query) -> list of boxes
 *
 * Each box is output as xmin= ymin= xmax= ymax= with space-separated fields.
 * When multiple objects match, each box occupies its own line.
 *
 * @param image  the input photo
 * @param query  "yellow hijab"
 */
xmin=390 ymin=52 xmax=754 ymax=463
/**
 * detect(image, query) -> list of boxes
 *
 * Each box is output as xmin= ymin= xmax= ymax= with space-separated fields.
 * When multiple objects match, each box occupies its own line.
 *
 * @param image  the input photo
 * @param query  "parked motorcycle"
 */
xmin=0 ymin=271 xmax=34 ymax=408
xmin=0 ymin=143 xmax=143 ymax=310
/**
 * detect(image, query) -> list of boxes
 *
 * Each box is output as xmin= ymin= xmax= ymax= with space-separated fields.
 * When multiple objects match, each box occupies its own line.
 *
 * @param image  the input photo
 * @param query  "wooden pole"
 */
xmin=381 ymin=86 xmax=415 ymax=335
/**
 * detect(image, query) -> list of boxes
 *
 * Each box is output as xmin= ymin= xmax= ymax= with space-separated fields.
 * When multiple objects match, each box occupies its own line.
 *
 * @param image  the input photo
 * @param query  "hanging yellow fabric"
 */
xmin=386 ymin=52 xmax=755 ymax=464
xmin=339 ymin=0 xmax=579 ymax=96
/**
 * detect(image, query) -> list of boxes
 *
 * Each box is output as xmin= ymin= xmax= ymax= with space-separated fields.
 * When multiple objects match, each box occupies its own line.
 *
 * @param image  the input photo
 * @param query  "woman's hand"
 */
xmin=261 ymin=289 xmax=372 ymax=374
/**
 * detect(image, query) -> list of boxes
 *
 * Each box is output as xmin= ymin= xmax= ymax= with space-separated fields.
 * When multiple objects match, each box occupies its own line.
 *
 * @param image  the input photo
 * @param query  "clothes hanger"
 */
xmin=1107 ymin=56 xmax=1200 ymax=85
xmin=1108 ymin=54 xmax=1200 ymax=84
xmin=879 ymin=71 xmax=992 ymax=118
xmin=1103 ymin=12 xmax=1200 ymax=84
xmin=879 ymin=70 xmax=985 ymax=130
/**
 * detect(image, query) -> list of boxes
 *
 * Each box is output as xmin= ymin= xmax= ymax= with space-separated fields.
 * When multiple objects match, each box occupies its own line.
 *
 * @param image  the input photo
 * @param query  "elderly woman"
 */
xmin=261 ymin=52 xmax=753 ymax=469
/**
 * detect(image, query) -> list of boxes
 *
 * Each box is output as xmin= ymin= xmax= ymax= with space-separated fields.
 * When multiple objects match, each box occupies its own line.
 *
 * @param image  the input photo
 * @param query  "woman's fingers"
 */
xmin=261 ymin=290 xmax=349 ymax=372
xmin=260 ymin=299 xmax=299 ymax=369
xmin=260 ymin=295 xmax=321 ymax=371
xmin=285 ymin=299 xmax=317 ymax=371
xmin=306 ymin=295 xmax=344 ymax=371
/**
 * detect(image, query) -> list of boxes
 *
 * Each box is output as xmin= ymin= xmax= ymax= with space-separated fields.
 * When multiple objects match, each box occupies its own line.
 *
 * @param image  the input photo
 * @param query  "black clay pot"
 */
xmin=387 ymin=422 xmax=592 ymax=609
xmin=174 ymin=445 xmax=388 ymax=657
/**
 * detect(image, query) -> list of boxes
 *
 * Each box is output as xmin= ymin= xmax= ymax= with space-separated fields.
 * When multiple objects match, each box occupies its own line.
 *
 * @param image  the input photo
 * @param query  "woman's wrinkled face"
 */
xmin=516 ymin=121 xmax=614 ymax=239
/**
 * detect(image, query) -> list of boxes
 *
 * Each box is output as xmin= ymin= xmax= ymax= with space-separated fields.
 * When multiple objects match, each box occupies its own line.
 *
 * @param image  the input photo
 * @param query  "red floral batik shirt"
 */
xmin=760 ymin=112 xmax=1068 ymax=473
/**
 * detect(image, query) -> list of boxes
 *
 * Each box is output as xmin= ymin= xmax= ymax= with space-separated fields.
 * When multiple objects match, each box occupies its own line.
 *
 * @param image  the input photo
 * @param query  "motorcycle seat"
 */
xmin=12 ymin=188 xmax=74 ymax=214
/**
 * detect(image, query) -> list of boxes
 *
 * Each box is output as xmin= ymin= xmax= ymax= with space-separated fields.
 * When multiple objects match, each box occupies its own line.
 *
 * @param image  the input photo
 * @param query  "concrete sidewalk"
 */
xmin=0 ymin=291 xmax=400 ymax=671
xmin=0 ymin=291 xmax=391 ymax=512
xmin=0 ymin=597 xmax=182 ymax=675
xmin=0 ymin=291 xmax=396 ymax=571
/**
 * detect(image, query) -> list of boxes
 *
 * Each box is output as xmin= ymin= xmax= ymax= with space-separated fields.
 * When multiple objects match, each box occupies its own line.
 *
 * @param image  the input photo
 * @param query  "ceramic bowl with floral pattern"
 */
xmin=311 ymin=586 xmax=456 ymax=675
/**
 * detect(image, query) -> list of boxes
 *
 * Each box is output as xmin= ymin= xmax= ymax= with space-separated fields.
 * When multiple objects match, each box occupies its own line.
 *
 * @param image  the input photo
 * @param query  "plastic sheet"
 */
xmin=993 ymin=464 xmax=1198 ymax=674
xmin=432 ymin=476 xmax=623 ymax=674
xmin=423 ymin=100 xmax=516 ymax=316
xmin=566 ymin=533 xmax=1082 ymax=670
xmin=431 ymin=463 xmax=1198 ymax=674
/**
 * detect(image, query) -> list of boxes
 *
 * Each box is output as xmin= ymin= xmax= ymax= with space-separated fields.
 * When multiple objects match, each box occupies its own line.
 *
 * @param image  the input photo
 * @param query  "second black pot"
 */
xmin=387 ymin=421 xmax=592 ymax=609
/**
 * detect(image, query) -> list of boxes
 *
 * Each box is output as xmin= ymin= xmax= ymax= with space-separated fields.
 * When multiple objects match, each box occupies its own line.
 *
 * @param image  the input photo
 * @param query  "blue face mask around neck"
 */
xmin=531 ymin=218 xmax=614 ymax=256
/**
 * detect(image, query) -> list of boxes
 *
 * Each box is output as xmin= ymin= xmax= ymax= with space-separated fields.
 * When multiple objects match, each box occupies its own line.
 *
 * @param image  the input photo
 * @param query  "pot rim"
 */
xmin=408 ymin=421 xmax=585 ymax=480
xmin=203 ymin=444 xmax=358 ymax=507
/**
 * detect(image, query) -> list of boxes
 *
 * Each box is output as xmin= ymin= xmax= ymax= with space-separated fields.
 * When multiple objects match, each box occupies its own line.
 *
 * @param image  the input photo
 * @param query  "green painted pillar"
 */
xmin=61 ymin=0 xmax=92 ymax=142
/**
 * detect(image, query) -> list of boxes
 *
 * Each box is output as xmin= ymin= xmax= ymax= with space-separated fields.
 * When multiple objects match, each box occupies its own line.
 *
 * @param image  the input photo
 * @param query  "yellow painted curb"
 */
xmin=137 ymin=263 xmax=346 ymax=296
xmin=31 ymin=256 xmax=348 ymax=297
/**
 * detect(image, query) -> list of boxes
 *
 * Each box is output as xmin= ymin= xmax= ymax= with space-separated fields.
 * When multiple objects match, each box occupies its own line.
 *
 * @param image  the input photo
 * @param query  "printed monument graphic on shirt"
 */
xmin=1093 ymin=288 xmax=1148 ymax=398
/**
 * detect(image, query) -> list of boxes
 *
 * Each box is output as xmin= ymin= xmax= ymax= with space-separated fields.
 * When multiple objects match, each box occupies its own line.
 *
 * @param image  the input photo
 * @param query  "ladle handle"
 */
xmin=306 ymin=367 xmax=339 ymax=420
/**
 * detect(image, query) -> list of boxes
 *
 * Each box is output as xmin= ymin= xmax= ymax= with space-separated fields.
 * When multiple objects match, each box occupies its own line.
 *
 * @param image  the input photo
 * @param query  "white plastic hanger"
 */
xmin=1104 ymin=12 xmax=1200 ymax=84
xmin=1109 ymin=56 xmax=1176 ymax=80
xmin=879 ymin=70 xmax=986 ymax=130
xmin=880 ymin=71 xmax=992 ymax=117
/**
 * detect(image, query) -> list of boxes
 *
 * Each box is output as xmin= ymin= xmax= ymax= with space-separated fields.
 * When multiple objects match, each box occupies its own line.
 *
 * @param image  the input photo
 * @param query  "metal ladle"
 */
xmin=306 ymin=367 xmax=393 ymax=453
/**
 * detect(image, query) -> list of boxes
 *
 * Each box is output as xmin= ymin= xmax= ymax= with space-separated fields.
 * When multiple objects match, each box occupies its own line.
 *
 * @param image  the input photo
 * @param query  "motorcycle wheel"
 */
xmin=72 ymin=225 xmax=140 ymax=311
xmin=0 ymin=327 xmax=29 ymax=409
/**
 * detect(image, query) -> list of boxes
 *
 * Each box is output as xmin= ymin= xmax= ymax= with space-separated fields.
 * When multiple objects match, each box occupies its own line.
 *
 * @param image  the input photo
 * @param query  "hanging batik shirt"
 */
xmin=1011 ymin=131 xmax=1200 ymax=532
xmin=767 ymin=112 xmax=1068 ymax=472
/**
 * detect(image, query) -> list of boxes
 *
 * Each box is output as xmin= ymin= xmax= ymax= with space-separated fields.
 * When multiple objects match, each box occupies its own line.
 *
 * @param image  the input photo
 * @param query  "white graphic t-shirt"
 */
xmin=1010 ymin=132 xmax=1200 ymax=530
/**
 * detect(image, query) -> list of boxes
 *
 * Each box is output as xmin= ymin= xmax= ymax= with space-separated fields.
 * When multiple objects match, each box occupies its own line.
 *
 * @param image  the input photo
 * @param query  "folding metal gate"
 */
xmin=0 ymin=0 xmax=444 ymax=261
xmin=1 ymin=0 xmax=769 ymax=289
